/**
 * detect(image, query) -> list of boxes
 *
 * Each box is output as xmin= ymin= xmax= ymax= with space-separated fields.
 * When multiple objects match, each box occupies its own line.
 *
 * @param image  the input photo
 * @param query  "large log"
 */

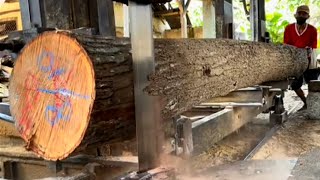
xmin=9 ymin=32 xmax=307 ymax=160
xmin=146 ymin=39 xmax=308 ymax=119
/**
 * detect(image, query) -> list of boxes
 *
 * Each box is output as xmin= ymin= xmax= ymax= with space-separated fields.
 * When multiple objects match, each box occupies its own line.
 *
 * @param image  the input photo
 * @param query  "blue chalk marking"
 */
xmin=48 ymin=68 xmax=66 ymax=80
xmin=37 ymin=50 xmax=55 ymax=73
xmin=46 ymin=105 xmax=59 ymax=126
xmin=36 ymin=49 xmax=89 ymax=126
xmin=37 ymin=49 xmax=66 ymax=79
xmin=45 ymin=101 xmax=72 ymax=126
xmin=38 ymin=88 xmax=90 ymax=100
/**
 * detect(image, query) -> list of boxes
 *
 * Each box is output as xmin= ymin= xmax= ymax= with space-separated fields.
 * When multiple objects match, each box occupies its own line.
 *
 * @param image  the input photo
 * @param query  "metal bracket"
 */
xmin=270 ymin=111 xmax=288 ymax=126
xmin=173 ymin=116 xmax=193 ymax=157
xmin=47 ymin=161 xmax=63 ymax=174
xmin=269 ymin=94 xmax=287 ymax=125
xmin=117 ymin=167 xmax=175 ymax=180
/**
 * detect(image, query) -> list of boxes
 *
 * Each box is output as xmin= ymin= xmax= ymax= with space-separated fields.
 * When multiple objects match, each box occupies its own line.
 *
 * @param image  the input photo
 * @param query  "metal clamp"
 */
xmin=173 ymin=116 xmax=193 ymax=157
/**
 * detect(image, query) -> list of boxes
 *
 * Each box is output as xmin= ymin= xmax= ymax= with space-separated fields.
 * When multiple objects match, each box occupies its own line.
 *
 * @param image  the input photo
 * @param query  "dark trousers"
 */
xmin=291 ymin=69 xmax=320 ymax=90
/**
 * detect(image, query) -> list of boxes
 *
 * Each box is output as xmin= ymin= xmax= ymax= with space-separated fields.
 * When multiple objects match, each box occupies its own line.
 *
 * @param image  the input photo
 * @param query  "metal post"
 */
xmin=250 ymin=0 xmax=259 ymax=41
xmin=29 ymin=0 xmax=42 ymax=27
xmin=97 ymin=0 xmax=116 ymax=36
xmin=129 ymin=1 xmax=161 ymax=172
xmin=19 ymin=0 xmax=32 ymax=29
xmin=19 ymin=0 xmax=43 ymax=29
xmin=215 ymin=0 xmax=233 ymax=39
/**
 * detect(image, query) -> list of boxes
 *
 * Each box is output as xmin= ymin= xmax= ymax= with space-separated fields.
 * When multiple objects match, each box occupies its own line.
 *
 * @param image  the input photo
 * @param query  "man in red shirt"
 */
xmin=284 ymin=5 xmax=318 ymax=109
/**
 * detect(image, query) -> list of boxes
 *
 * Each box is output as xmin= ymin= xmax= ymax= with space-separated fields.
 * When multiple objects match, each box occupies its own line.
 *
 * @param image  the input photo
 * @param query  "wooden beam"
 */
xmin=41 ymin=0 xmax=73 ymax=29
xmin=178 ymin=0 xmax=188 ymax=38
xmin=97 ymin=0 xmax=116 ymax=36
xmin=71 ymin=0 xmax=90 ymax=28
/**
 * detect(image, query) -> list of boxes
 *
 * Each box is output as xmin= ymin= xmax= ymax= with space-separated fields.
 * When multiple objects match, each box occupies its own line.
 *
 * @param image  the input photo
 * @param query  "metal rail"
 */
xmin=243 ymin=103 xmax=301 ymax=160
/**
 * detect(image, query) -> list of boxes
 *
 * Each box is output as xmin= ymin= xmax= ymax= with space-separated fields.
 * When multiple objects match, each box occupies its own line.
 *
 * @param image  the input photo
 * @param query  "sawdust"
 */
xmin=0 ymin=121 xmax=19 ymax=137
xmin=253 ymin=111 xmax=320 ymax=160
xmin=0 ymin=136 xmax=35 ymax=157
xmin=176 ymin=90 xmax=304 ymax=174
xmin=190 ymin=121 xmax=270 ymax=171
xmin=252 ymin=86 xmax=320 ymax=160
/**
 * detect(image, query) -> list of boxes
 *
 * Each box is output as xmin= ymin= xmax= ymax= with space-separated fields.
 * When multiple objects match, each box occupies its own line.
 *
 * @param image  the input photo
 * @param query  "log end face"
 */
xmin=9 ymin=32 xmax=96 ymax=160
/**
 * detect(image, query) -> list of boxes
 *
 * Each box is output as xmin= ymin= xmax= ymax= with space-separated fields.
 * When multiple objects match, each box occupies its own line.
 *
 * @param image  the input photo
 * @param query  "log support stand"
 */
xmin=172 ymin=80 xmax=291 ymax=155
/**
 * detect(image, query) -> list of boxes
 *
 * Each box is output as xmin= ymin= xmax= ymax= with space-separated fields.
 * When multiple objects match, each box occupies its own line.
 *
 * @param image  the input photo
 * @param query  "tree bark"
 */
xmin=9 ymin=32 xmax=308 ymax=160
xmin=147 ymin=39 xmax=308 ymax=120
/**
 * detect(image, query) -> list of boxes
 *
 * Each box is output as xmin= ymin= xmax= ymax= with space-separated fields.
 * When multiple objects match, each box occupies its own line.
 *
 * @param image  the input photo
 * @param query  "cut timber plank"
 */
xmin=9 ymin=32 xmax=308 ymax=160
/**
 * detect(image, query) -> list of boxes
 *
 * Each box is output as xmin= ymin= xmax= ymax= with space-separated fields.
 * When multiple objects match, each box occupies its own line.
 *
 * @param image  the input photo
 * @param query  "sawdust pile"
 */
xmin=190 ymin=123 xmax=270 ymax=171
xmin=253 ymin=111 xmax=320 ymax=160
xmin=0 ymin=121 xmax=19 ymax=137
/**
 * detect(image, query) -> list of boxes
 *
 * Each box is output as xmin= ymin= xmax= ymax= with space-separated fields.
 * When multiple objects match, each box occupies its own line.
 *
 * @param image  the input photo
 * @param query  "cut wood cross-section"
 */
xmin=9 ymin=32 xmax=308 ymax=160
xmin=9 ymin=32 xmax=95 ymax=160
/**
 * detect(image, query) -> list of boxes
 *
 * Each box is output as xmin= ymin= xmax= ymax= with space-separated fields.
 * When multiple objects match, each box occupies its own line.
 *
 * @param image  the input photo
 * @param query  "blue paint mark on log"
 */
xmin=38 ymin=88 xmax=90 ymax=100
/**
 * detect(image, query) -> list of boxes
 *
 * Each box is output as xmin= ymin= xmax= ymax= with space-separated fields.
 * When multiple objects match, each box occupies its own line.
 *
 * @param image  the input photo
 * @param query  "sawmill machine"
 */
xmin=0 ymin=0 xmax=296 ymax=179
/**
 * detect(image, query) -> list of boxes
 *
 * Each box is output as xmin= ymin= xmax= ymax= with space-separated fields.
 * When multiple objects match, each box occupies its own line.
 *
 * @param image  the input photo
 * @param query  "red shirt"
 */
xmin=284 ymin=23 xmax=317 ymax=48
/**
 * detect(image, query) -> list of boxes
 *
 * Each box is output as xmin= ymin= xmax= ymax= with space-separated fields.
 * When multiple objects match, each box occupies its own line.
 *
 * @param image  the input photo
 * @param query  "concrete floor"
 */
xmin=289 ymin=149 xmax=320 ymax=180
xmin=184 ymin=148 xmax=320 ymax=180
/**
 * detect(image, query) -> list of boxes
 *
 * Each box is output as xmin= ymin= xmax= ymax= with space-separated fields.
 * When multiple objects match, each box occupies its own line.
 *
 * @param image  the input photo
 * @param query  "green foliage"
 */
xmin=265 ymin=0 xmax=320 ymax=45
xmin=266 ymin=12 xmax=289 ymax=44
xmin=189 ymin=5 xmax=203 ymax=27
xmin=173 ymin=0 xmax=320 ymax=46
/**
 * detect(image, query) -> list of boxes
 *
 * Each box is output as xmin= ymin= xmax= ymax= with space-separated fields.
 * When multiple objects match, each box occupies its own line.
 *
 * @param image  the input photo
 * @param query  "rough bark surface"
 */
xmin=10 ymin=32 xmax=308 ymax=159
xmin=147 ymin=39 xmax=308 ymax=120
xmin=73 ymin=36 xmax=135 ymax=151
